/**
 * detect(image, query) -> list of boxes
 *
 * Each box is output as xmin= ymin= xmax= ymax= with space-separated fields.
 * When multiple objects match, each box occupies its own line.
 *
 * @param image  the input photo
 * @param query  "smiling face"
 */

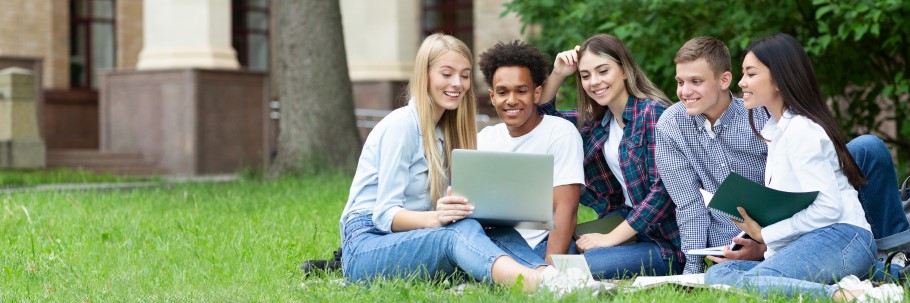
xmin=675 ymin=58 xmax=732 ymax=122
xmin=739 ymin=52 xmax=783 ymax=117
xmin=427 ymin=51 xmax=472 ymax=117
xmin=578 ymin=50 xmax=628 ymax=107
xmin=489 ymin=66 xmax=543 ymax=137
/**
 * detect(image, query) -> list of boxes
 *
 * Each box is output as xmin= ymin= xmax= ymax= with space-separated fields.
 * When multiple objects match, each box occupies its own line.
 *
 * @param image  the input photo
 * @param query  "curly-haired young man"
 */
xmin=477 ymin=41 xmax=584 ymax=264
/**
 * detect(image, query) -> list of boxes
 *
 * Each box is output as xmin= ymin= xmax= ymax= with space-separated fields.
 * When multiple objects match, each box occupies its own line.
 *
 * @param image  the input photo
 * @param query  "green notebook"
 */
xmin=704 ymin=172 xmax=819 ymax=227
xmin=574 ymin=213 xmax=638 ymax=244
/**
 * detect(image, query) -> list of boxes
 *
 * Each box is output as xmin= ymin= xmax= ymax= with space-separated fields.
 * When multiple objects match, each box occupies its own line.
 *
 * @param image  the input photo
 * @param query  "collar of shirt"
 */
xmin=406 ymin=99 xmax=424 ymax=135
xmin=690 ymin=92 xmax=743 ymax=135
xmin=600 ymin=95 xmax=638 ymax=128
xmin=704 ymin=119 xmax=717 ymax=138
xmin=760 ymin=108 xmax=795 ymax=141
xmin=406 ymin=98 xmax=445 ymax=146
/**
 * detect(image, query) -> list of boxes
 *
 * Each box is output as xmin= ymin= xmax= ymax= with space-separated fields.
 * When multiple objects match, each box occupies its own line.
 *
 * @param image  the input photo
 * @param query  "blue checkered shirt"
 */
xmin=655 ymin=96 xmax=768 ymax=274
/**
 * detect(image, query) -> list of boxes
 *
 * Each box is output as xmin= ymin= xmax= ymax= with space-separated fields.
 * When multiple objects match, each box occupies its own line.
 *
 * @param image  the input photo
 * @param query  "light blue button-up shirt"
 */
xmin=340 ymin=101 xmax=443 ymax=235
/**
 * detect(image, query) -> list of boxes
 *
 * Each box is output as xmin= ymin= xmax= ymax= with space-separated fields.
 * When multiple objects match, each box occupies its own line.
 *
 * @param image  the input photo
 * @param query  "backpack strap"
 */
xmin=901 ymin=176 xmax=910 ymax=200
xmin=877 ymin=229 xmax=910 ymax=252
xmin=333 ymin=247 xmax=343 ymax=261
xmin=884 ymin=250 xmax=910 ymax=285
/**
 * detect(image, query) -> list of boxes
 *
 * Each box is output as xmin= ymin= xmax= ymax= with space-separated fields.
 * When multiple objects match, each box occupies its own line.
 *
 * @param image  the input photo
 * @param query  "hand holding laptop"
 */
xmin=435 ymin=186 xmax=474 ymax=226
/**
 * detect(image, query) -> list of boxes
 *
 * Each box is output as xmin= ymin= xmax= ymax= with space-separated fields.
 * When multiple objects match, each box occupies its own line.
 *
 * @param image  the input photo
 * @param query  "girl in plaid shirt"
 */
xmin=539 ymin=34 xmax=683 ymax=279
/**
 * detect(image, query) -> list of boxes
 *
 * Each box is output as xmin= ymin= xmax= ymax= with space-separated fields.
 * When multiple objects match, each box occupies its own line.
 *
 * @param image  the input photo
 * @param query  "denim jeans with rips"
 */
xmin=341 ymin=215 xmax=547 ymax=283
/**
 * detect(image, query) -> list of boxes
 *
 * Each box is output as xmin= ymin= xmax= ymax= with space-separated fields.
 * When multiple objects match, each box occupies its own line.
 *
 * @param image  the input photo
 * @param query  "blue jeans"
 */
xmin=484 ymin=227 xmax=554 ymax=269
xmin=341 ymin=215 xmax=547 ymax=283
xmin=705 ymin=223 xmax=876 ymax=300
xmin=581 ymin=210 xmax=682 ymax=279
xmin=849 ymin=135 xmax=910 ymax=240
xmin=583 ymin=232 xmax=682 ymax=279
xmin=848 ymin=135 xmax=910 ymax=281
xmin=531 ymin=236 xmax=579 ymax=260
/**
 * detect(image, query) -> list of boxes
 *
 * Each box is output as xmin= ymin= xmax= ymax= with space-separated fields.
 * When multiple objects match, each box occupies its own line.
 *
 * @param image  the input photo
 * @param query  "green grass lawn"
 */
xmin=0 ymin=173 xmax=901 ymax=302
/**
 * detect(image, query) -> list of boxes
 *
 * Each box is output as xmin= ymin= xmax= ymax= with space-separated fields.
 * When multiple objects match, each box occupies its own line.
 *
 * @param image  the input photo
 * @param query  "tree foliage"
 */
xmin=504 ymin=0 xmax=910 ymax=177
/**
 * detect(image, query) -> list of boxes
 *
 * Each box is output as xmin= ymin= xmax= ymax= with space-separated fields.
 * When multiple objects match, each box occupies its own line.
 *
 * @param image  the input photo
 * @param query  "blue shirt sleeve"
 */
xmin=370 ymin=117 xmax=423 ymax=233
xmin=656 ymin=116 xmax=711 ymax=273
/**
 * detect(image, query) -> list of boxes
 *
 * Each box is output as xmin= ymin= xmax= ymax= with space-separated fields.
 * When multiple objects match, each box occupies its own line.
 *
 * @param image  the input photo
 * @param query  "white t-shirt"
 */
xmin=477 ymin=115 xmax=585 ymax=247
xmin=603 ymin=117 xmax=634 ymax=208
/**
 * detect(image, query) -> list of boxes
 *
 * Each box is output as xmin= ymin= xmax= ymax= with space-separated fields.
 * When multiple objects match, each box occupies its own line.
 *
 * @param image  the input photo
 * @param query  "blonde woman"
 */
xmin=339 ymin=34 xmax=576 ymax=291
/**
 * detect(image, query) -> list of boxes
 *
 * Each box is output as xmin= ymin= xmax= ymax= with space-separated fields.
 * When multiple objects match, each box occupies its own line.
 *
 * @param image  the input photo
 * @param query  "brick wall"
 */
xmin=0 ymin=0 xmax=65 ymax=89
xmin=117 ymin=0 xmax=143 ymax=69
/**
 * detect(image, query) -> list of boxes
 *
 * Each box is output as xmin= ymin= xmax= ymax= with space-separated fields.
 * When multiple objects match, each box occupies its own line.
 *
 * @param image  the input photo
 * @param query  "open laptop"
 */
xmin=450 ymin=149 xmax=554 ymax=230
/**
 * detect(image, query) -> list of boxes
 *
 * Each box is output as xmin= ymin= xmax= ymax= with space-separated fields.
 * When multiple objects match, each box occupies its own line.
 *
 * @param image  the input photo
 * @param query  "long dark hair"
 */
xmin=574 ymin=34 xmax=670 ymax=128
xmin=745 ymin=33 xmax=866 ymax=187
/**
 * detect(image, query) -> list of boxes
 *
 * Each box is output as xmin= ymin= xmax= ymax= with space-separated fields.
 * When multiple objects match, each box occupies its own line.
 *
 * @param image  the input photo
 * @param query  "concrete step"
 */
xmin=47 ymin=149 xmax=144 ymax=161
xmin=46 ymin=149 xmax=166 ymax=176
xmin=54 ymin=166 xmax=167 ymax=176
xmin=48 ymin=158 xmax=153 ymax=167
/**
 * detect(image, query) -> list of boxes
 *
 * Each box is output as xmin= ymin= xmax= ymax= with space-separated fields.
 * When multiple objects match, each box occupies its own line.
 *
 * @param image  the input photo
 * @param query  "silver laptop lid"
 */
xmin=451 ymin=149 xmax=554 ymax=229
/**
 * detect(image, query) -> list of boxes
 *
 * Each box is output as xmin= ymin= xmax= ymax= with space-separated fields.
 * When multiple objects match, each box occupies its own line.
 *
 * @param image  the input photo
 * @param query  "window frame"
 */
xmin=420 ymin=0 xmax=473 ymax=49
xmin=70 ymin=0 xmax=117 ymax=90
xmin=231 ymin=0 xmax=270 ymax=70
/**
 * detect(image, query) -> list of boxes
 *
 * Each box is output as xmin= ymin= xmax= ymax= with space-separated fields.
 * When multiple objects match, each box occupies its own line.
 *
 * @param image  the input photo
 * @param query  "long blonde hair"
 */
xmin=408 ymin=33 xmax=477 ymax=202
xmin=575 ymin=34 xmax=670 ymax=127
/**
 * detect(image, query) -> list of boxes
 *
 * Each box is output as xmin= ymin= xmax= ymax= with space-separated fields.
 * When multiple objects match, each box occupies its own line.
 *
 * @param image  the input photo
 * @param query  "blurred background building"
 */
xmin=0 ymin=0 xmax=526 ymax=175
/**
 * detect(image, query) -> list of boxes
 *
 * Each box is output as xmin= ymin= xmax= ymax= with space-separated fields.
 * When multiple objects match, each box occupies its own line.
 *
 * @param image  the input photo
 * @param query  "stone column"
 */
xmin=341 ymin=0 xmax=418 ymax=83
xmin=340 ymin=0 xmax=418 ymax=139
xmin=136 ymin=0 xmax=239 ymax=70
xmin=473 ymin=0 xmax=526 ymax=92
xmin=0 ymin=67 xmax=46 ymax=168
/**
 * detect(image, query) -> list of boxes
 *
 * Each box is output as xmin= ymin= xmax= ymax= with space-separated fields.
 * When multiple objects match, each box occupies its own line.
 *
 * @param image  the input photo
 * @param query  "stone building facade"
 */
xmin=0 ymin=0 xmax=527 ymax=175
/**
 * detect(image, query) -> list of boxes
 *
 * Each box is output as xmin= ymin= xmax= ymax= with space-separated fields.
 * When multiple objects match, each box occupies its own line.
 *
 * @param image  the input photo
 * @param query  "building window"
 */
xmin=232 ymin=0 xmax=270 ymax=71
xmin=70 ymin=0 xmax=116 ymax=90
xmin=421 ymin=0 xmax=473 ymax=50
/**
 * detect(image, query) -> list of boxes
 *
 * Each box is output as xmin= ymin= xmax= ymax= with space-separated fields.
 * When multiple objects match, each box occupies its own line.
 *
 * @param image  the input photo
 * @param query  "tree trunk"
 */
xmin=270 ymin=0 xmax=361 ymax=177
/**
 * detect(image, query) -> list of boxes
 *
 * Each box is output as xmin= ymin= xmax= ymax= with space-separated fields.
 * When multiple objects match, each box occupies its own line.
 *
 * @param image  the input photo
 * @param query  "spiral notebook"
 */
xmin=701 ymin=172 xmax=818 ymax=226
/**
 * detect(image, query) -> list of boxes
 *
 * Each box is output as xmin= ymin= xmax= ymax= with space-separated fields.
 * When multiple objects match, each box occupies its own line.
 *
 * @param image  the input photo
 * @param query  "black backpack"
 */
xmin=902 ymin=176 xmax=910 ymax=224
xmin=882 ymin=176 xmax=910 ymax=284
xmin=300 ymin=247 xmax=342 ymax=275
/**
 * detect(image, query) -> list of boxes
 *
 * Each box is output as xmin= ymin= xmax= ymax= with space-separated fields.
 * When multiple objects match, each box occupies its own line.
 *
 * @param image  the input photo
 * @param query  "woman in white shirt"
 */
xmin=339 ymin=34 xmax=581 ymax=292
xmin=704 ymin=33 xmax=900 ymax=301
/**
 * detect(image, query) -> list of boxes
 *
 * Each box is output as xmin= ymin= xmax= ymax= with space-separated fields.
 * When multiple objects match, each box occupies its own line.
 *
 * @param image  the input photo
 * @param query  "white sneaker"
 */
xmin=836 ymin=275 xmax=872 ymax=291
xmin=835 ymin=275 xmax=905 ymax=302
xmin=855 ymin=283 xmax=904 ymax=303
xmin=539 ymin=266 xmax=608 ymax=296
